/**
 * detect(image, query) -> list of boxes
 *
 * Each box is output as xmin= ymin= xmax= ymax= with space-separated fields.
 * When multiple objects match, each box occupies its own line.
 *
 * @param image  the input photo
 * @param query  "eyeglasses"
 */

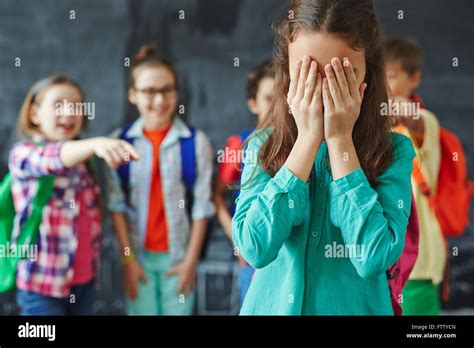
xmin=135 ymin=85 xmax=177 ymax=99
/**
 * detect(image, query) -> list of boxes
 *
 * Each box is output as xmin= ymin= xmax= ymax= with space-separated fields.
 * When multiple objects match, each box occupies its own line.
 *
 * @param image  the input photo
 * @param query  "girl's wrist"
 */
xmin=326 ymin=133 xmax=352 ymax=145
xmin=121 ymin=251 xmax=136 ymax=266
xmin=297 ymin=131 xmax=323 ymax=145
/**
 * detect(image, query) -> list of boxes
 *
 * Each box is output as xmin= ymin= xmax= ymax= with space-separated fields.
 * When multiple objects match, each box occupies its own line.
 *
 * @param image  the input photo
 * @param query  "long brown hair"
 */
xmin=257 ymin=0 xmax=393 ymax=187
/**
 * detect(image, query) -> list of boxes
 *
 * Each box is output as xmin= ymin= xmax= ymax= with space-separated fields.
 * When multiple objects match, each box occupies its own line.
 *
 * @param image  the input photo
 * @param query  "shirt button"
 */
xmin=312 ymin=230 xmax=319 ymax=238
xmin=317 ymin=208 xmax=323 ymax=215
xmin=319 ymin=183 xmax=327 ymax=190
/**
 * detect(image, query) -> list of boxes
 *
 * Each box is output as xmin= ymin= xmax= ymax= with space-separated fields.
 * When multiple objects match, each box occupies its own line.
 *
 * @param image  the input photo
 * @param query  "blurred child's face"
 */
xmin=30 ymin=84 xmax=84 ymax=141
xmin=288 ymin=31 xmax=366 ymax=90
xmin=129 ymin=65 xmax=178 ymax=130
xmin=247 ymin=77 xmax=275 ymax=124
xmin=386 ymin=61 xmax=421 ymax=98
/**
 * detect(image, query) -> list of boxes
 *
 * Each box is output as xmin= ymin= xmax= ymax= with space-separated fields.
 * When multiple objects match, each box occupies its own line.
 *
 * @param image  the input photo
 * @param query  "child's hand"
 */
xmin=123 ymin=259 xmax=148 ymax=301
xmin=93 ymin=137 xmax=140 ymax=169
xmin=166 ymin=259 xmax=196 ymax=297
xmin=287 ymin=55 xmax=324 ymax=142
xmin=322 ymin=57 xmax=367 ymax=142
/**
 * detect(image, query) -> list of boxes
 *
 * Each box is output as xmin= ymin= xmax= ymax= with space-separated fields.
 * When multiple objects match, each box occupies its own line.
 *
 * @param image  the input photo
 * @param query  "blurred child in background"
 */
xmin=105 ymin=44 xmax=215 ymax=315
xmin=386 ymin=37 xmax=447 ymax=315
xmin=214 ymin=60 xmax=275 ymax=306
xmin=9 ymin=74 xmax=137 ymax=315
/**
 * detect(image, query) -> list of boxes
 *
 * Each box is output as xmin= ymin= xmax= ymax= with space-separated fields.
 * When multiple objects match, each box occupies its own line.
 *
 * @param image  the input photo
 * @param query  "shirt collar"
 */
xmin=125 ymin=116 xmax=192 ymax=148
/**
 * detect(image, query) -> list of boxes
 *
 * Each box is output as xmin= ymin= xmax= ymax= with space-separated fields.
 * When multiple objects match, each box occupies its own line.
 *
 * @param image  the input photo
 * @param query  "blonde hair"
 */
xmin=18 ymin=74 xmax=85 ymax=139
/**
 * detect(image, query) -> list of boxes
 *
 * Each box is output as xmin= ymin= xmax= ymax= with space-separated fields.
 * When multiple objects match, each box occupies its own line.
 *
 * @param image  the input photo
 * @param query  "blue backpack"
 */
xmin=115 ymin=122 xmax=197 ymax=217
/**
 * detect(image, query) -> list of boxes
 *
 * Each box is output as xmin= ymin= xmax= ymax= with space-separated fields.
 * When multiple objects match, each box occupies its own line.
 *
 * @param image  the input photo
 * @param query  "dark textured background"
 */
xmin=0 ymin=0 xmax=473 ymax=314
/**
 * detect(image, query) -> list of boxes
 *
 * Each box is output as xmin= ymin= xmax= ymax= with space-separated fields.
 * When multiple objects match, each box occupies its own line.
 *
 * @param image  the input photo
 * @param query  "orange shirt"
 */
xmin=143 ymin=126 xmax=171 ymax=252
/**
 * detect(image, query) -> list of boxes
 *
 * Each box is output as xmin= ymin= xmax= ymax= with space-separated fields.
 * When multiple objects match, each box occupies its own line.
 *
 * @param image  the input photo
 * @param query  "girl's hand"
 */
xmin=166 ymin=259 xmax=196 ymax=297
xmin=93 ymin=137 xmax=140 ymax=169
xmin=123 ymin=259 xmax=148 ymax=301
xmin=287 ymin=55 xmax=324 ymax=142
xmin=322 ymin=57 xmax=367 ymax=142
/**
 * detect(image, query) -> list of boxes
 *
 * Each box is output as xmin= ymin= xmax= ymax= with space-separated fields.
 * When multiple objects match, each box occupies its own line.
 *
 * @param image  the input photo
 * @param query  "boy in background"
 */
xmin=214 ymin=60 xmax=275 ymax=306
xmin=385 ymin=37 xmax=446 ymax=315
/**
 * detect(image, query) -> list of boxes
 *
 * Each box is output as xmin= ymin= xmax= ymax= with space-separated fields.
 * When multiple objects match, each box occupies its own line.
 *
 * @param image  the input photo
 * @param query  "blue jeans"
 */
xmin=16 ymin=281 xmax=96 ymax=316
xmin=239 ymin=265 xmax=254 ymax=307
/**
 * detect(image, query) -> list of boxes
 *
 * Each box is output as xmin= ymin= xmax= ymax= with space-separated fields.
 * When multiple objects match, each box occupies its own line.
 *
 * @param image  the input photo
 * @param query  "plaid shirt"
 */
xmin=9 ymin=139 xmax=102 ymax=298
xmin=105 ymin=116 xmax=215 ymax=266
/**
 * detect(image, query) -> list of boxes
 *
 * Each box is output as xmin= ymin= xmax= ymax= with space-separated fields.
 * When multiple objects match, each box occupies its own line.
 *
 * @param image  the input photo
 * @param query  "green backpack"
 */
xmin=0 ymin=172 xmax=54 ymax=293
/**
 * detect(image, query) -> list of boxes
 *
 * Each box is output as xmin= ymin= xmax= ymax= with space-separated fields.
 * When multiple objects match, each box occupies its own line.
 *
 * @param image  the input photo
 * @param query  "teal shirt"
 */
xmin=232 ymin=131 xmax=416 ymax=315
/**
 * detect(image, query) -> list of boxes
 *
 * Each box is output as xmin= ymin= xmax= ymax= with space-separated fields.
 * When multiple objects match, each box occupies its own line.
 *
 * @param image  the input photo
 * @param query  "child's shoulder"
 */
xmin=9 ymin=139 xmax=39 ymax=157
xmin=390 ymin=132 xmax=416 ymax=160
xmin=419 ymin=108 xmax=440 ymax=127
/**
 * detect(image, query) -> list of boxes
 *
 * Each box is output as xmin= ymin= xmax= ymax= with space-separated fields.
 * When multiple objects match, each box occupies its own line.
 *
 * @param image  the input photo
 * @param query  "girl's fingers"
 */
xmin=322 ymin=77 xmax=334 ymax=110
xmin=288 ymin=60 xmax=302 ymax=101
xmin=102 ymin=151 xmax=117 ymax=169
xmin=331 ymin=58 xmax=350 ymax=100
xmin=139 ymin=271 xmax=148 ymax=284
xmin=295 ymin=56 xmax=311 ymax=100
xmin=121 ymin=141 xmax=140 ymax=160
xmin=303 ymin=61 xmax=318 ymax=104
xmin=342 ymin=57 xmax=359 ymax=99
xmin=325 ymin=64 xmax=342 ymax=106
xmin=110 ymin=147 xmax=125 ymax=165
xmin=310 ymin=73 xmax=323 ymax=108
xmin=359 ymin=82 xmax=368 ymax=100
xmin=176 ymin=279 xmax=185 ymax=295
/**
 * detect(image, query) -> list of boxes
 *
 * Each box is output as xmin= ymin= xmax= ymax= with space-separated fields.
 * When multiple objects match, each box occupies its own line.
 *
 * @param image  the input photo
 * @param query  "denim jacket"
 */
xmin=105 ymin=116 xmax=215 ymax=265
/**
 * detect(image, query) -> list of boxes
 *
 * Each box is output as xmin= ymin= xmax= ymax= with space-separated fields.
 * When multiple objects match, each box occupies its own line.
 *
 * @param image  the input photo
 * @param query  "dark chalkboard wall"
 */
xmin=0 ymin=0 xmax=473 ymax=314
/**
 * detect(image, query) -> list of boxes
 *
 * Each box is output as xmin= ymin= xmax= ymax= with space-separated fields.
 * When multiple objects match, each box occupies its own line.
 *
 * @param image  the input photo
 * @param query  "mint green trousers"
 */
xmin=126 ymin=252 xmax=195 ymax=315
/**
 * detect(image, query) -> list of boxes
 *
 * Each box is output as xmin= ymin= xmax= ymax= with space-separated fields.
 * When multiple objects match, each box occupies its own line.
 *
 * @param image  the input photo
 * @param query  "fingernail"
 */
xmin=304 ymin=55 xmax=310 ymax=63
xmin=325 ymin=65 xmax=332 ymax=74
xmin=310 ymin=61 xmax=316 ymax=69
xmin=343 ymin=58 xmax=350 ymax=67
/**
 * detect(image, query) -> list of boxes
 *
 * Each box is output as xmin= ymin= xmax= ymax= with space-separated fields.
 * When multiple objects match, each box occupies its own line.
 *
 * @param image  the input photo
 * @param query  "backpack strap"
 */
xmin=412 ymin=159 xmax=432 ymax=197
xmin=0 ymin=173 xmax=16 ymax=244
xmin=179 ymin=126 xmax=197 ymax=192
xmin=238 ymin=129 xmax=253 ymax=144
xmin=229 ymin=129 xmax=255 ymax=216
xmin=394 ymin=124 xmax=433 ymax=197
xmin=17 ymin=175 xmax=55 ymax=248
xmin=116 ymin=123 xmax=136 ymax=201
xmin=180 ymin=127 xmax=197 ymax=220
xmin=238 ymin=128 xmax=254 ymax=170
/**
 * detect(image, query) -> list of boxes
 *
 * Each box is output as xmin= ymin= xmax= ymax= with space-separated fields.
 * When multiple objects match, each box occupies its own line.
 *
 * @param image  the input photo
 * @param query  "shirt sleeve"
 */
xmin=100 ymin=129 xmax=127 ymax=213
xmin=191 ymin=130 xmax=216 ymax=220
xmin=8 ymin=141 xmax=67 ymax=178
xmin=219 ymin=134 xmax=243 ymax=184
xmin=103 ymin=160 xmax=128 ymax=213
xmin=329 ymin=133 xmax=416 ymax=279
xmin=232 ymin=131 xmax=310 ymax=269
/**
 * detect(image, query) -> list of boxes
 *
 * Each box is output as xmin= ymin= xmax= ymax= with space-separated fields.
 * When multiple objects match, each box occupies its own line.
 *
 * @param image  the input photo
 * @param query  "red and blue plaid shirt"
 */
xmin=8 ymin=139 xmax=102 ymax=298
